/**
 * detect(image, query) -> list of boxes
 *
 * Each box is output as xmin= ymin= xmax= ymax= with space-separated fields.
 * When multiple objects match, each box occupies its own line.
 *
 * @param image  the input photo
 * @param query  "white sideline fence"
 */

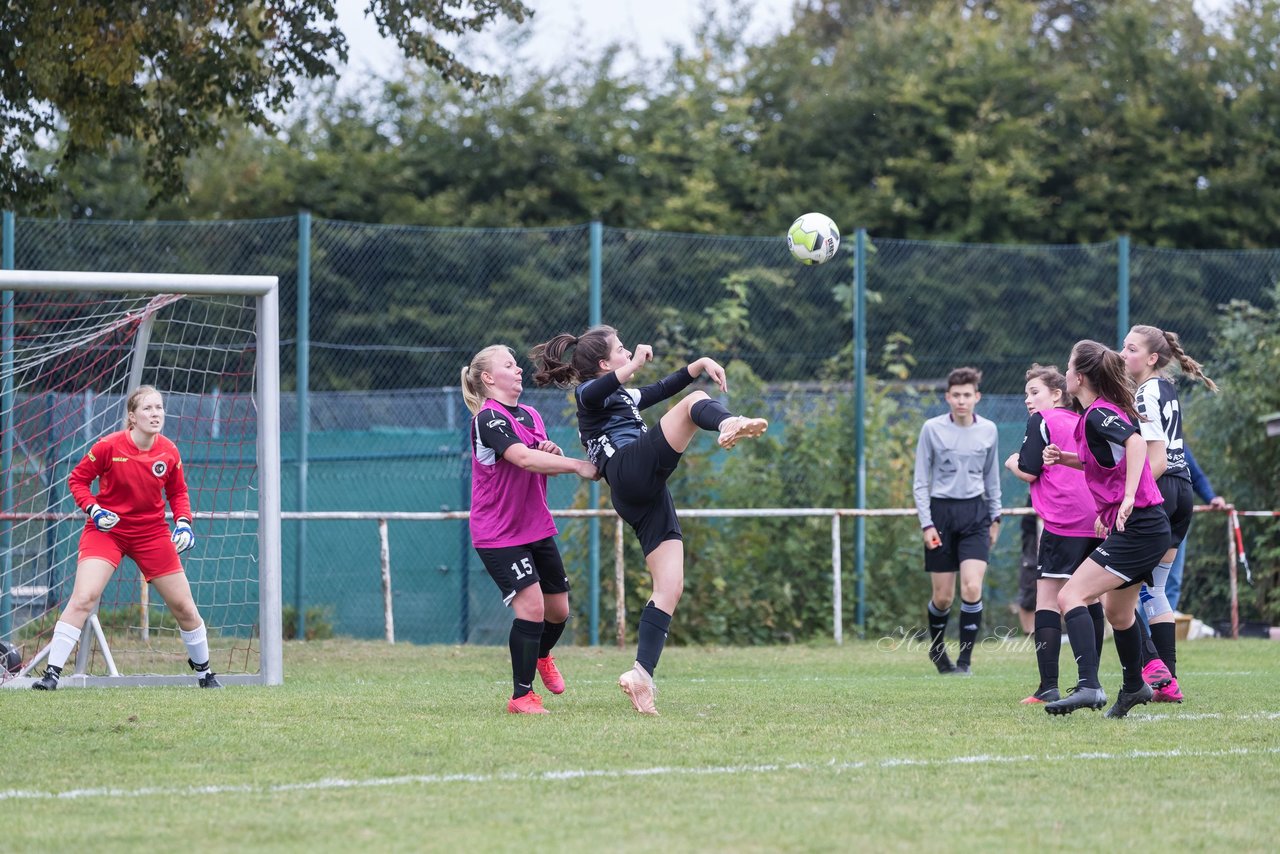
xmin=278 ymin=505 xmax=1268 ymax=647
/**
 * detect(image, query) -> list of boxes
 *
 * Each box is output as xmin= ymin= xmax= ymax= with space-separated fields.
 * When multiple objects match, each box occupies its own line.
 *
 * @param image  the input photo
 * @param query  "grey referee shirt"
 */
xmin=912 ymin=413 xmax=1002 ymax=530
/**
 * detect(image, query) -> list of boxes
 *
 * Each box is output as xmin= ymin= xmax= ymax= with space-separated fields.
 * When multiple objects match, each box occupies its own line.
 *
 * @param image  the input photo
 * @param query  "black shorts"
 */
xmin=475 ymin=537 xmax=569 ymax=606
xmin=1089 ymin=505 xmax=1171 ymax=589
xmin=1017 ymin=514 xmax=1038 ymax=610
xmin=924 ymin=496 xmax=992 ymax=573
xmin=1037 ymin=531 xmax=1103 ymax=580
xmin=1158 ymin=475 xmax=1194 ymax=548
xmin=604 ymin=427 xmax=683 ymax=556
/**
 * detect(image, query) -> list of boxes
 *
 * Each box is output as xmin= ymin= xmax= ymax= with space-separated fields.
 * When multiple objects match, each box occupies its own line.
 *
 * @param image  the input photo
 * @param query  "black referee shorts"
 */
xmin=924 ymin=496 xmax=992 ymax=573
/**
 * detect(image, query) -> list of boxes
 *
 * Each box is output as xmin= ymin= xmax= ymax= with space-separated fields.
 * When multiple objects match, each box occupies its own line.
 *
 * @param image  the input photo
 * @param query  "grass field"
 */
xmin=3 ymin=637 xmax=1279 ymax=852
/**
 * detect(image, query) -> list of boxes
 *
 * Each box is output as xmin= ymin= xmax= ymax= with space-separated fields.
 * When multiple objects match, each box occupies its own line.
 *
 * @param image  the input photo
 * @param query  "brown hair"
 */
xmin=946 ymin=366 xmax=982 ymax=390
xmin=123 ymin=385 xmax=162 ymax=430
xmin=1128 ymin=324 xmax=1218 ymax=392
xmin=530 ymin=325 xmax=617 ymax=388
xmin=1071 ymin=340 xmax=1139 ymax=423
xmin=459 ymin=345 xmax=514 ymax=415
xmin=1025 ymin=363 xmax=1073 ymax=408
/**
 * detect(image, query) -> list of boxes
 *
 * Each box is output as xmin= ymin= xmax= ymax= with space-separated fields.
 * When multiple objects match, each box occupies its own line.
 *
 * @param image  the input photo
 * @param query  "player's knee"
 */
xmin=932 ymin=593 xmax=954 ymax=611
xmin=1142 ymin=586 xmax=1172 ymax=620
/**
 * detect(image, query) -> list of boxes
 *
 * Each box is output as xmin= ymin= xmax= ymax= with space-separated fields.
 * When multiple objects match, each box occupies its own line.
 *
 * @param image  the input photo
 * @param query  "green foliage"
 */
xmin=1182 ymin=282 xmax=1280 ymax=625
xmin=0 ymin=0 xmax=531 ymax=211
xmin=282 ymin=604 xmax=337 ymax=641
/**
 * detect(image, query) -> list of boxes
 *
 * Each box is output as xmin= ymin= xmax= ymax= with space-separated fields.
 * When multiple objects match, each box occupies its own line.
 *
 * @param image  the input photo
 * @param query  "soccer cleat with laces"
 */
xmin=507 ymin=691 xmax=550 ymax=714
xmin=1045 ymin=685 xmax=1107 ymax=715
xmin=618 ymin=664 xmax=659 ymax=715
xmin=1021 ymin=687 xmax=1061 ymax=705
xmin=1152 ymin=677 xmax=1183 ymax=703
xmin=31 ymin=667 xmax=60 ymax=691
xmin=1141 ymin=659 xmax=1173 ymax=690
xmin=536 ymin=655 xmax=565 ymax=695
xmin=717 ymin=416 xmax=769 ymax=450
xmin=1105 ymin=682 xmax=1154 ymax=718
xmin=189 ymin=658 xmax=223 ymax=689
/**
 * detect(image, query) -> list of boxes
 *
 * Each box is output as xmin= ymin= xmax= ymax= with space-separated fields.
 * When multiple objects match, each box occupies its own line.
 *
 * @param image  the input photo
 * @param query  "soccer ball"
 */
xmin=786 ymin=212 xmax=840 ymax=265
xmin=0 ymin=640 xmax=20 ymax=674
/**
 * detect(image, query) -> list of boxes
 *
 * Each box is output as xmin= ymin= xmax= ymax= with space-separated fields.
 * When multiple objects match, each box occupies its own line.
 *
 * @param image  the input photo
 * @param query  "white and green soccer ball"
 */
xmin=786 ymin=212 xmax=840 ymax=265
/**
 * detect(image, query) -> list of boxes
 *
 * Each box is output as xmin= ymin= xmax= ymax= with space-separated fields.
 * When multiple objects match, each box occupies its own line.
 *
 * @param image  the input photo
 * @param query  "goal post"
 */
xmin=0 ymin=269 xmax=282 ymax=688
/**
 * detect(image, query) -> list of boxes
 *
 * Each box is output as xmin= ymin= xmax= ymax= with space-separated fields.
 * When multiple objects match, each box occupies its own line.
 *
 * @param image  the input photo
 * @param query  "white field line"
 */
xmin=3 ymin=744 xmax=1278 ymax=803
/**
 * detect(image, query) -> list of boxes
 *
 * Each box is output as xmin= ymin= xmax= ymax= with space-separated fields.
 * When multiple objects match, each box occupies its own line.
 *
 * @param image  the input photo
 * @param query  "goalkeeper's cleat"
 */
xmin=931 ymin=647 xmax=956 ymax=674
xmin=536 ymin=655 xmax=565 ymax=695
xmin=31 ymin=667 xmax=60 ymax=691
xmin=507 ymin=691 xmax=549 ymax=715
xmin=189 ymin=658 xmax=223 ymax=689
xmin=717 ymin=416 xmax=768 ymax=450
xmin=1104 ymin=682 xmax=1154 ymax=719
xmin=1021 ymin=686 xmax=1060 ymax=705
xmin=1152 ymin=677 xmax=1183 ymax=703
xmin=618 ymin=664 xmax=659 ymax=716
xmin=1141 ymin=658 xmax=1173 ymax=690
xmin=1045 ymin=684 xmax=1107 ymax=715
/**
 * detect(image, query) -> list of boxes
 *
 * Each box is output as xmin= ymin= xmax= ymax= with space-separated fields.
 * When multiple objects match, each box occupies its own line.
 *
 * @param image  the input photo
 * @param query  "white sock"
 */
xmin=48 ymin=620 xmax=82 ymax=670
xmin=180 ymin=621 xmax=210 ymax=668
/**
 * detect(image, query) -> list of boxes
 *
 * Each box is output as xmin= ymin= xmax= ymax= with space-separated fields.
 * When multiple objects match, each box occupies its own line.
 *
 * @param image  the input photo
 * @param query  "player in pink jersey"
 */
xmin=1041 ymin=341 xmax=1171 ymax=718
xmin=462 ymin=345 xmax=598 ymax=714
xmin=33 ymin=386 xmax=220 ymax=690
xmin=1005 ymin=364 xmax=1101 ymax=705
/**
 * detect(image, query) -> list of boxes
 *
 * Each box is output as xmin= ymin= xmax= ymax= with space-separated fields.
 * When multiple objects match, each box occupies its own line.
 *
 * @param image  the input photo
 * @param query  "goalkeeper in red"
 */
xmin=32 ymin=385 xmax=221 ymax=690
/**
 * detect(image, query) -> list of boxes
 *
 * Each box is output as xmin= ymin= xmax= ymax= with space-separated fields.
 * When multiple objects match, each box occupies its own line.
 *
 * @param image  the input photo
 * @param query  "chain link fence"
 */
xmin=4 ymin=215 xmax=1275 ymax=644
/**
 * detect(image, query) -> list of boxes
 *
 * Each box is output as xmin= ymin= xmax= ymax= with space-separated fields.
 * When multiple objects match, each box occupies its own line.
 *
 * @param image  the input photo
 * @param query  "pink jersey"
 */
xmin=1074 ymin=399 xmax=1164 ymax=531
xmin=1030 ymin=408 xmax=1097 ymax=537
xmin=469 ymin=400 xmax=558 ymax=548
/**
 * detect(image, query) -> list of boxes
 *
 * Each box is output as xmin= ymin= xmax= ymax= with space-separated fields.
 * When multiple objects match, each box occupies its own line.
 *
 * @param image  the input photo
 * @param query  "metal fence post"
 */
xmin=1 ymin=211 xmax=14 ymax=643
xmin=854 ymin=228 xmax=868 ymax=636
xmin=295 ymin=211 xmax=311 ymax=640
xmin=1117 ymin=234 xmax=1130 ymax=348
xmin=589 ymin=221 xmax=603 ymax=646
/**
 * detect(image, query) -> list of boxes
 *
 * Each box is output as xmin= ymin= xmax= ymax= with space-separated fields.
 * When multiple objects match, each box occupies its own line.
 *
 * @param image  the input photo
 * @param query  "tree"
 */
xmin=0 ymin=0 xmax=530 ymax=212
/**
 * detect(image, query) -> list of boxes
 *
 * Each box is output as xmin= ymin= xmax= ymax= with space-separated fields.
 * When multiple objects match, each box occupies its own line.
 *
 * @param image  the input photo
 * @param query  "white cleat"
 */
xmin=717 ymin=416 xmax=769 ymax=450
xmin=618 ymin=664 xmax=659 ymax=716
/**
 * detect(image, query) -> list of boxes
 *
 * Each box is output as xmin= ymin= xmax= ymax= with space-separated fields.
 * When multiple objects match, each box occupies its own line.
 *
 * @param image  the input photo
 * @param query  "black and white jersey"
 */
xmin=574 ymin=367 xmax=696 ymax=470
xmin=472 ymin=402 xmax=535 ymax=466
xmin=1135 ymin=376 xmax=1190 ymax=481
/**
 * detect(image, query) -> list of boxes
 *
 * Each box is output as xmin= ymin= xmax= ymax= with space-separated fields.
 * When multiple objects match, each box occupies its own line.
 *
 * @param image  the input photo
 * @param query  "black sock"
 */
xmin=1114 ymin=621 xmax=1145 ymax=692
xmin=690 ymin=398 xmax=733 ymax=432
xmin=539 ymin=619 xmax=567 ymax=659
xmin=957 ymin=599 xmax=983 ymax=667
xmin=1150 ymin=621 xmax=1177 ymax=678
xmin=927 ymin=601 xmax=951 ymax=666
xmin=635 ymin=602 xmax=672 ymax=677
xmin=1064 ymin=605 xmax=1101 ymax=689
xmin=1033 ymin=609 xmax=1062 ymax=692
xmin=1088 ymin=602 xmax=1106 ymax=659
xmin=1136 ymin=610 xmax=1159 ymax=664
xmin=509 ymin=618 xmax=543 ymax=699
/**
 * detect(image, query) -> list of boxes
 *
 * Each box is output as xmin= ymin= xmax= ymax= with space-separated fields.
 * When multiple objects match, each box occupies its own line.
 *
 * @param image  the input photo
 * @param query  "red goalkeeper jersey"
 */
xmin=68 ymin=430 xmax=192 ymax=534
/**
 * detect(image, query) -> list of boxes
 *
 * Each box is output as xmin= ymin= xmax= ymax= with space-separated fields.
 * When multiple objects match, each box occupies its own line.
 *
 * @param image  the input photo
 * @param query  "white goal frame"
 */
xmin=0 ymin=269 xmax=282 ymax=687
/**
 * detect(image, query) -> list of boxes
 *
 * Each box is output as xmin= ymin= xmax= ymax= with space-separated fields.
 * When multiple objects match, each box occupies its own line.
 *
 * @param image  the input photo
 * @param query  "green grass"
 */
xmin=4 ymin=638 xmax=1279 ymax=852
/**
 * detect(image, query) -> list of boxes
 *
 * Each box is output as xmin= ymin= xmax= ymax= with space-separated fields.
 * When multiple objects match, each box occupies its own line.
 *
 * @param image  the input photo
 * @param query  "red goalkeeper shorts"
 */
xmin=78 ymin=525 xmax=183 ymax=582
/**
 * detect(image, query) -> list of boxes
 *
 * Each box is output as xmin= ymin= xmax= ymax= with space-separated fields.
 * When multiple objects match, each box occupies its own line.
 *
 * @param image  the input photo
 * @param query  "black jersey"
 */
xmin=574 ymin=367 xmax=696 ymax=470
xmin=472 ymin=402 xmax=535 ymax=466
xmin=1135 ymin=376 xmax=1190 ymax=481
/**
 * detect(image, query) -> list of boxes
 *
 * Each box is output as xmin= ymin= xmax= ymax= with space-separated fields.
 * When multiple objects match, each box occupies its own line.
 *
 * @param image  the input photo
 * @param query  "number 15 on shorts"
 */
xmin=511 ymin=557 xmax=534 ymax=581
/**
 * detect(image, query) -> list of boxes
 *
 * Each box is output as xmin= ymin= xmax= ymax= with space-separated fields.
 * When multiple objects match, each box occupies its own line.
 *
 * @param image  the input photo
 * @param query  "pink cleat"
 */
xmin=507 ymin=691 xmax=550 ymax=714
xmin=618 ymin=664 xmax=659 ymax=715
xmin=536 ymin=655 xmax=565 ymax=695
xmin=717 ymin=416 xmax=769 ymax=450
xmin=1142 ymin=658 xmax=1173 ymax=690
xmin=1152 ymin=677 xmax=1184 ymax=703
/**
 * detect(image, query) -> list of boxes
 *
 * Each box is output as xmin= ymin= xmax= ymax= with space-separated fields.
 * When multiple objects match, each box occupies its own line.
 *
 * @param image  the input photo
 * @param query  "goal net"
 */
xmin=0 ymin=270 xmax=281 ymax=688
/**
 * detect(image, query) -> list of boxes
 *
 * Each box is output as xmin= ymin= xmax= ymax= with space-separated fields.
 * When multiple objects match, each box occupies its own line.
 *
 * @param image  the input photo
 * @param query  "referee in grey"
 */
xmin=913 ymin=366 xmax=1002 ymax=675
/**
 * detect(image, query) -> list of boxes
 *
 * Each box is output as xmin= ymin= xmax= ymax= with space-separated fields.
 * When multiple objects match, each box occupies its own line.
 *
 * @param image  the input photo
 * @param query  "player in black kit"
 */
xmin=531 ymin=325 xmax=767 ymax=715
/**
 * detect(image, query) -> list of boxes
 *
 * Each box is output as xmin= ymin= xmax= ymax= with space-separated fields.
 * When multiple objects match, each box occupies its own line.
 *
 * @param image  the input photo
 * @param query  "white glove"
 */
xmin=87 ymin=504 xmax=120 ymax=532
xmin=171 ymin=518 xmax=195 ymax=554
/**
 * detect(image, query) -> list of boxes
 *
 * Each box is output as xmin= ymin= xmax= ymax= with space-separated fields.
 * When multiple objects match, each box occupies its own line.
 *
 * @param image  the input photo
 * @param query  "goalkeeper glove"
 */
xmin=171 ymin=518 xmax=195 ymax=554
xmin=87 ymin=504 xmax=120 ymax=532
